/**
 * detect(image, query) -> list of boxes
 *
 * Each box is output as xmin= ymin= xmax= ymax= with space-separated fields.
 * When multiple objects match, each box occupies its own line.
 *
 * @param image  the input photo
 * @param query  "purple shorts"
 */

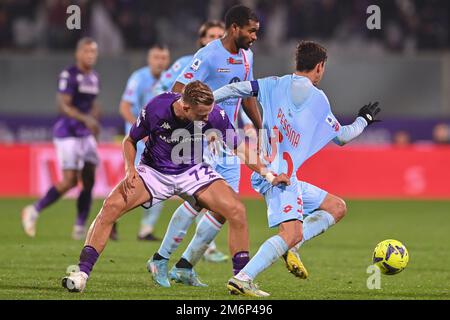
xmin=137 ymin=162 xmax=224 ymax=209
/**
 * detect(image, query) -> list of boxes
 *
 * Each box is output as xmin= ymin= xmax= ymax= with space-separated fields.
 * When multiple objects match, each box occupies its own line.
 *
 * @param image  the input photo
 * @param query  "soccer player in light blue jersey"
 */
xmin=154 ymin=21 xmax=225 ymax=95
xmin=214 ymin=41 xmax=381 ymax=297
xmin=119 ymin=44 xmax=170 ymax=241
xmin=149 ymin=5 xmax=264 ymax=287
xmin=154 ymin=21 xmax=235 ymax=263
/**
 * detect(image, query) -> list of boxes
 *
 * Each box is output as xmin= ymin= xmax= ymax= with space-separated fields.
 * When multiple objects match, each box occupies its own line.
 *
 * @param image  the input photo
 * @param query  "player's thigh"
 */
xmin=318 ymin=193 xmax=347 ymax=222
xmin=265 ymin=180 xmax=303 ymax=229
xmin=54 ymin=137 xmax=82 ymax=171
xmin=299 ymin=181 xmax=328 ymax=215
xmin=195 ymin=179 xmax=245 ymax=221
xmin=102 ymin=176 xmax=152 ymax=221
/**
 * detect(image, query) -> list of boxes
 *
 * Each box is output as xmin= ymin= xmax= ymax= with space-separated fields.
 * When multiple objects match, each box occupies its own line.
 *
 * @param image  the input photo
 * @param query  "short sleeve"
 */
xmin=121 ymin=72 xmax=141 ymax=106
xmin=129 ymin=105 xmax=150 ymax=141
xmin=176 ymin=51 xmax=211 ymax=86
xmin=57 ymin=70 xmax=77 ymax=96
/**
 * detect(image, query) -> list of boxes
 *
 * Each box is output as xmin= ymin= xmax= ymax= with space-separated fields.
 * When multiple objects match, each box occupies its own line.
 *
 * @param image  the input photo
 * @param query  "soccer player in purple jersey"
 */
xmin=21 ymin=38 xmax=101 ymax=240
xmin=61 ymin=81 xmax=289 ymax=293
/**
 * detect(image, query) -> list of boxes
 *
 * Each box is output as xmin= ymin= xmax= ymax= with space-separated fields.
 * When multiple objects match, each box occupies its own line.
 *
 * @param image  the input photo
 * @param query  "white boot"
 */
xmin=62 ymin=271 xmax=89 ymax=293
xmin=21 ymin=205 xmax=39 ymax=237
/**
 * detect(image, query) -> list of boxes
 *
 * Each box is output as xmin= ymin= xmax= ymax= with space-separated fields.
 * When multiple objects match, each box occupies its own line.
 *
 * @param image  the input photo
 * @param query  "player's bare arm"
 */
xmin=119 ymin=100 xmax=137 ymax=124
xmin=57 ymin=93 xmax=100 ymax=135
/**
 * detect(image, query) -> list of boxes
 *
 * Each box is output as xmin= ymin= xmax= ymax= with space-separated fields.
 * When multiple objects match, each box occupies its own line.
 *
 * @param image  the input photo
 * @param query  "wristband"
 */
xmin=264 ymin=172 xmax=276 ymax=184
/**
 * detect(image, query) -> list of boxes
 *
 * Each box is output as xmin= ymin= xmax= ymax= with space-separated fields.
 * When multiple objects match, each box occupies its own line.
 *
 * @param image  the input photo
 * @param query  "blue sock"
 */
xmin=157 ymin=202 xmax=199 ymax=259
xmin=238 ymin=235 xmax=288 ymax=280
xmin=182 ymin=212 xmax=223 ymax=266
xmin=139 ymin=201 xmax=164 ymax=236
xmin=294 ymin=210 xmax=335 ymax=250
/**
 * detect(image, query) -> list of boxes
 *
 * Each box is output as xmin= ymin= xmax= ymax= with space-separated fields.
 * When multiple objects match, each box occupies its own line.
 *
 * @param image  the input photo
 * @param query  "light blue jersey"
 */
xmin=122 ymin=66 xmax=159 ymax=165
xmin=175 ymin=39 xmax=255 ymax=192
xmin=214 ymin=74 xmax=344 ymax=227
xmin=154 ymin=55 xmax=193 ymax=95
xmin=176 ymin=39 xmax=254 ymax=125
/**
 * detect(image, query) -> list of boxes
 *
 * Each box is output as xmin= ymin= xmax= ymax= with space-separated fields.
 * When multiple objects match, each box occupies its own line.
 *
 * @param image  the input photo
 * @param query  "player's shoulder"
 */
xmin=209 ymin=104 xmax=229 ymax=123
xmin=59 ymin=65 xmax=77 ymax=79
xmin=131 ymin=66 xmax=149 ymax=79
xmin=194 ymin=39 xmax=220 ymax=60
xmin=146 ymin=92 xmax=180 ymax=114
xmin=171 ymin=55 xmax=194 ymax=72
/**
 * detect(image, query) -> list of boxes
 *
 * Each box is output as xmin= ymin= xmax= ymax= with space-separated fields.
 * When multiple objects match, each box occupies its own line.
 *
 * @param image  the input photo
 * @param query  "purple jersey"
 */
xmin=53 ymin=65 xmax=100 ymax=138
xmin=129 ymin=92 xmax=239 ymax=175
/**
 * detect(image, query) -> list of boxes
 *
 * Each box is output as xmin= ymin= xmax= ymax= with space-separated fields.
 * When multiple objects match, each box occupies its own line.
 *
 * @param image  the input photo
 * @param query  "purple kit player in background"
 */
xmin=21 ymin=38 xmax=102 ymax=240
xmin=61 ymin=81 xmax=289 ymax=293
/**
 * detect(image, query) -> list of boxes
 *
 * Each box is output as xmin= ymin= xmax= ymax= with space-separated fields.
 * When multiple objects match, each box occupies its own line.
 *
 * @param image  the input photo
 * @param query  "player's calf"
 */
xmin=279 ymin=220 xmax=303 ymax=249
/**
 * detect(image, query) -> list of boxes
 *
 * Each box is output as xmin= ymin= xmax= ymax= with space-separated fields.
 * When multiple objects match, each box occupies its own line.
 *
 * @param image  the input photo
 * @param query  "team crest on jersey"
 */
xmin=220 ymin=110 xmax=226 ymax=120
xmin=190 ymin=59 xmax=202 ymax=71
xmin=161 ymin=122 xmax=171 ymax=130
xmin=173 ymin=61 xmax=181 ymax=72
xmin=227 ymin=57 xmax=243 ymax=65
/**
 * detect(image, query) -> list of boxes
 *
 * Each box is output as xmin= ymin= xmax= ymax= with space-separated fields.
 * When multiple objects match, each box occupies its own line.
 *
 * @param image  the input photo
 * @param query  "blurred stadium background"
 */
xmin=1 ymin=0 xmax=449 ymax=199
xmin=1 ymin=0 xmax=450 ymax=300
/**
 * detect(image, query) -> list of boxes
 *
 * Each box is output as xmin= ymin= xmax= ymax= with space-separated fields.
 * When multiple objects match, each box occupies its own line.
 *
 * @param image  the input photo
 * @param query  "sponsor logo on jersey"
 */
xmin=227 ymin=57 xmax=243 ymax=65
xmin=184 ymin=72 xmax=194 ymax=79
xmin=217 ymin=68 xmax=230 ymax=73
xmin=190 ymin=59 xmax=202 ymax=71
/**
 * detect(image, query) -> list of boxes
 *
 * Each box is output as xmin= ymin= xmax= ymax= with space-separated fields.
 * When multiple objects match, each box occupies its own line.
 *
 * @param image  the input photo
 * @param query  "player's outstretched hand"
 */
xmin=358 ymin=101 xmax=381 ymax=125
xmin=123 ymin=168 xmax=138 ymax=195
xmin=272 ymin=173 xmax=291 ymax=186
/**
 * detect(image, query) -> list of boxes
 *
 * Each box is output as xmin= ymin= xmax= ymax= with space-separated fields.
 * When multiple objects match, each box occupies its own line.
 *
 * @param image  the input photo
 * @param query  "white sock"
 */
xmin=157 ymin=202 xmax=199 ymax=259
xmin=182 ymin=212 xmax=223 ymax=266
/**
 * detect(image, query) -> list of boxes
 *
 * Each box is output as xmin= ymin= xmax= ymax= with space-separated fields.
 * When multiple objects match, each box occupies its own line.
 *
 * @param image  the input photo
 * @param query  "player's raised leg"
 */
xmin=228 ymin=180 xmax=303 ymax=297
xmin=284 ymin=184 xmax=347 ymax=279
xmin=62 ymin=174 xmax=151 ymax=292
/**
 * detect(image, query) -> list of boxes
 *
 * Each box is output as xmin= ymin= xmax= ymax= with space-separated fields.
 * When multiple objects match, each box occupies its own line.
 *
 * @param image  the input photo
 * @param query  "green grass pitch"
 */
xmin=1 ymin=198 xmax=449 ymax=300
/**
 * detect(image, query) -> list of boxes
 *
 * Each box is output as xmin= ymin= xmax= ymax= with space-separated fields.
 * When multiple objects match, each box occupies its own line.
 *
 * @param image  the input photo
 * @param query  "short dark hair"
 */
xmin=198 ymin=20 xmax=225 ymax=38
xmin=76 ymin=37 xmax=97 ymax=51
xmin=295 ymin=41 xmax=328 ymax=72
xmin=149 ymin=43 xmax=169 ymax=52
xmin=182 ymin=81 xmax=214 ymax=106
xmin=224 ymin=5 xmax=259 ymax=29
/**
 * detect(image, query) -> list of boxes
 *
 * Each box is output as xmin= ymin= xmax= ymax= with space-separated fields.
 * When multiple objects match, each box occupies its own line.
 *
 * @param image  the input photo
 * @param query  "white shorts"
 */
xmin=53 ymin=135 xmax=99 ymax=170
xmin=137 ymin=163 xmax=224 ymax=209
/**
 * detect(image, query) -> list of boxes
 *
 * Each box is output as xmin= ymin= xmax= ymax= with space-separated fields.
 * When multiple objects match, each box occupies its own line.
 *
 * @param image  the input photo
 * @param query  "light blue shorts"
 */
xmin=213 ymin=155 xmax=241 ymax=193
xmin=252 ymin=172 xmax=328 ymax=228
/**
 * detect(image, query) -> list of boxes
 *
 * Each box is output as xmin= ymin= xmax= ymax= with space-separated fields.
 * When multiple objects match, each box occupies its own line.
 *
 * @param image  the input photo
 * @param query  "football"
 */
xmin=372 ymin=239 xmax=409 ymax=275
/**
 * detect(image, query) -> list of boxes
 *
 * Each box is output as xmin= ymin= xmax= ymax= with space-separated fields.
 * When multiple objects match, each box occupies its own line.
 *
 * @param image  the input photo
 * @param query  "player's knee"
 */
xmin=280 ymin=220 xmax=303 ymax=248
xmin=226 ymin=201 xmax=247 ymax=226
xmin=333 ymin=198 xmax=347 ymax=222
xmin=60 ymin=176 xmax=78 ymax=191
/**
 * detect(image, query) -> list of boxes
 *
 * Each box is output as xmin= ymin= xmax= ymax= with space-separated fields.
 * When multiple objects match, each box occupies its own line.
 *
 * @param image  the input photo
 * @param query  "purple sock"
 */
xmin=78 ymin=246 xmax=99 ymax=276
xmin=232 ymin=251 xmax=250 ymax=275
xmin=76 ymin=189 xmax=93 ymax=227
xmin=34 ymin=186 xmax=61 ymax=213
